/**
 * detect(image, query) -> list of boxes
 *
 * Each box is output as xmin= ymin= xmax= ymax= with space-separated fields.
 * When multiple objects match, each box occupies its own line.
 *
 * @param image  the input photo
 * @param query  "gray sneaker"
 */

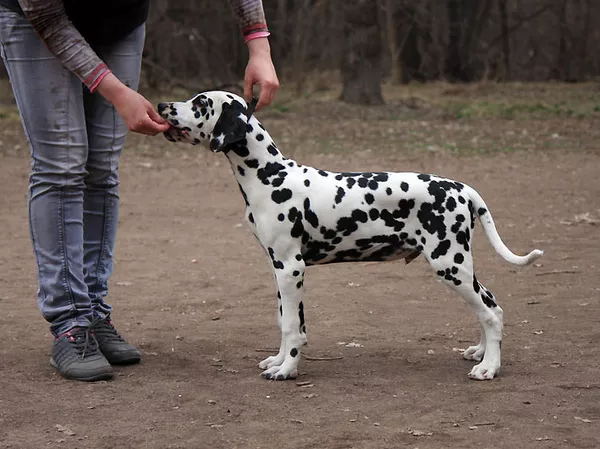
xmin=50 ymin=327 xmax=113 ymax=381
xmin=91 ymin=316 xmax=141 ymax=365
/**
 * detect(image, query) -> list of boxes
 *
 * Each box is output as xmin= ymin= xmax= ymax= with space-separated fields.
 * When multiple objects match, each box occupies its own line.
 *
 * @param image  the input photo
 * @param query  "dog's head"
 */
xmin=157 ymin=91 xmax=255 ymax=152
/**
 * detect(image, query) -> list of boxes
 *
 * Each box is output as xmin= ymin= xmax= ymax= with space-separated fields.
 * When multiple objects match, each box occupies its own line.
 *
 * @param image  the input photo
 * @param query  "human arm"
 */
xmin=16 ymin=0 xmax=169 ymax=135
xmin=228 ymin=0 xmax=279 ymax=110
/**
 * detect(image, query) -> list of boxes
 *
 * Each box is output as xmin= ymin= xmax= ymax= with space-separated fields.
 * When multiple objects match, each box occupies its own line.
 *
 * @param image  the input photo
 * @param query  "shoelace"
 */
xmin=91 ymin=317 xmax=125 ymax=343
xmin=66 ymin=328 xmax=99 ymax=359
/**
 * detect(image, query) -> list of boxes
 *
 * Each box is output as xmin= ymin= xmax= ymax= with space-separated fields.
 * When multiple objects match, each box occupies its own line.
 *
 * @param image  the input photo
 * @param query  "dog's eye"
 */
xmin=192 ymin=96 xmax=208 ymax=108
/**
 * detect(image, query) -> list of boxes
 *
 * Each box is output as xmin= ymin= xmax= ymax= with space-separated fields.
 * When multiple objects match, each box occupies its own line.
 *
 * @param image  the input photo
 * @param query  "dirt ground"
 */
xmin=0 ymin=82 xmax=599 ymax=449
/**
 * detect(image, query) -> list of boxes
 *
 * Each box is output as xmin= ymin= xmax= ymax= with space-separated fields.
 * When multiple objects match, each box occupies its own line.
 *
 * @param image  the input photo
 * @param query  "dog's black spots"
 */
xmin=200 ymin=132 xmax=206 ymax=139
xmin=299 ymin=301 xmax=305 ymax=328
xmin=347 ymin=178 xmax=356 ymax=189
xmin=456 ymin=228 xmax=471 ymax=252
xmin=438 ymin=267 xmax=462 ymax=285
xmin=271 ymin=188 xmax=293 ymax=204
xmin=397 ymin=199 xmax=415 ymax=219
xmin=171 ymin=119 xmax=180 ymax=126
xmin=291 ymin=216 xmax=304 ymax=239
xmin=369 ymin=208 xmax=380 ymax=221
xmin=199 ymin=107 xmax=207 ymax=116
xmin=303 ymin=168 xmax=308 ymax=173
xmin=256 ymin=133 xmax=265 ymax=141
xmin=446 ymin=197 xmax=457 ymax=212
xmin=406 ymin=238 xmax=418 ymax=247
xmin=456 ymin=214 xmax=465 ymax=222
xmin=304 ymin=179 xmax=310 ymax=187
xmin=331 ymin=248 xmax=363 ymax=262
xmin=401 ymin=182 xmax=409 ymax=192
xmin=296 ymin=281 xmax=303 ymax=289
xmin=358 ymin=178 xmax=369 ymax=188
xmin=454 ymin=253 xmax=464 ymax=264
xmin=193 ymin=138 xmax=200 ymax=145
xmin=318 ymin=170 xmax=329 ymax=177
xmin=169 ymin=109 xmax=178 ymax=116
xmin=335 ymin=174 xmax=343 ymax=181
xmin=231 ymin=145 xmax=250 ymax=158
xmin=290 ymin=348 xmax=298 ymax=357
xmin=416 ymin=229 xmax=421 ymax=235
xmin=258 ymin=123 xmax=265 ymax=130
xmin=267 ymin=143 xmax=279 ymax=156
xmin=257 ymin=162 xmax=286 ymax=185
xmin=481 ymin=289 xmax=497 ymax=308
xmin=417 ymin=203 xmax=447 ymax=240
xmin=418 ymin=174 xmax=431 ymax=182
xmin=245 ymin=158 xmax=259 ymax=168
xmin=386 ymin=187 xmax=392 ymax=195
xmin=380 ymin=209 xmax=406 ymax=232
xmin=279 ymin=305 xmax=282 ymax=316
xmin=373 ymin=173 xmax=389 ymax=182
xmin=335 ymin=187 xmax=346 ymax=204
xmin=248 ymin=213 xmax=254 ymax=223
xmin=194 ymin=110 xmax=201 ymax=119
xmin=451 ymin=266 xmax=458 ymax=274
xmin=320 ymin=226 xmax=337 ymax=240
xmin=303 ymin=198 xmax=319 ymax=228
xmin=278 ymin=213 xmax=285 ymax=222
xmin=458 ymin=195 xmax=466 ymax=204
xmin=473 ymin=275 xmax=481 ymax=293
xmin=236 ymin=166 xmax=245 ymax=176
xmin=368 ymin=180 xmax=379 ymax=190
xmin=336 ymin=209 xmax=368 ymax=236
xmin=197 ymin=122 xmax=203 ymax=128
xmin=365 ymin=193 xmax=375 ymax=205
xmin=332 ymin=237 xmax=343 ymax=244
xmin=238 ymin=184 xmax=250 ymax=206
xmin=272 ymin=178 xmax=284 ymax=187
xmin=420 ymin=237 xmax=426 ymax=244
xmin=245 ymin=124 xmax=253 ymax=133
xmin=295 ymin=254 xmax=302 ymax=261
xmin=293 ymin=270 xmax=300 ymax=277
xmin=268 ymin=247 xmax=284 ymax=270
xmin=478 ymin=207 xmax=488 ymax=216
xmin=288 ymin=162 xmax=295 ymax=168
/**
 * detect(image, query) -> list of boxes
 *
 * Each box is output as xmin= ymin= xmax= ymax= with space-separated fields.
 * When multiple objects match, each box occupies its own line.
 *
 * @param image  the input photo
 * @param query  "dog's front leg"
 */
xmin=260 ymin=254 xmax=307 ymax=380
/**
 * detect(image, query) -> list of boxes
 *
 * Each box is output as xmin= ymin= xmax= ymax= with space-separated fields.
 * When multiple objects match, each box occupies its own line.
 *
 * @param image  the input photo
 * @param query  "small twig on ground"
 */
xmin=535 ymin=269 xmax=580 ymax=276
xmin=302 ymin=354 xmax=343 ymax=361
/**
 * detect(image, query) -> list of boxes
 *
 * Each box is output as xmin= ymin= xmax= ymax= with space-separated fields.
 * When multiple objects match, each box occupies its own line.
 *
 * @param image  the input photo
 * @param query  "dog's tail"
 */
xmin=467 ymin=187 xmax=544 ymax=266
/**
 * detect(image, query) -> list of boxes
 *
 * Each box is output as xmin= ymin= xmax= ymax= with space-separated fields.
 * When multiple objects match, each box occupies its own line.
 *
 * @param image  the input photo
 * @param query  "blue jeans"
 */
xmin=0 ymin=10 xmax=145 ymax=336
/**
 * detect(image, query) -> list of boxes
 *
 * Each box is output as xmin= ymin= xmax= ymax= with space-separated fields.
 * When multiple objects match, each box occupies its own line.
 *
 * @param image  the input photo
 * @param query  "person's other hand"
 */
xmin=245 ymin=38 xmax=280 ymax=110
xmin=97 ymin=73 xmax=170 ymax=135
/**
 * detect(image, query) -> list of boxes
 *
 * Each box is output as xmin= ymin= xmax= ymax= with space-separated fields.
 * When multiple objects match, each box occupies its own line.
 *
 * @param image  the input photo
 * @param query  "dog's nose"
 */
xmin=157 ymin=102 xmax=168 ymax=114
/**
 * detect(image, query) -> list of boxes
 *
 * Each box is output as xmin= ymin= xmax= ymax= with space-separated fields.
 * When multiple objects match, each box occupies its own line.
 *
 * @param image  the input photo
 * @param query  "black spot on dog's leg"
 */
xmin=290 ymin=348 xmax=298 ymax=357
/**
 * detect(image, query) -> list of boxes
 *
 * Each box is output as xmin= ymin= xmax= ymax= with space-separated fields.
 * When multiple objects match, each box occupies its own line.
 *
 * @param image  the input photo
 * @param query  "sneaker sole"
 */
xmin=104 ymin=352 xmax=142 ymax=366
xmin=50 ymin=357 xmax=114 ymax=382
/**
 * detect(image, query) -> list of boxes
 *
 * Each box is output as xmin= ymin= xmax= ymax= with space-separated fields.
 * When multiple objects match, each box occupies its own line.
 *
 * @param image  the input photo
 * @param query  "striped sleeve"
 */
xmin=17 ymin=0 xmax=111 ymax=92
xmin=228 ymin=0 xmax=270 ymax=42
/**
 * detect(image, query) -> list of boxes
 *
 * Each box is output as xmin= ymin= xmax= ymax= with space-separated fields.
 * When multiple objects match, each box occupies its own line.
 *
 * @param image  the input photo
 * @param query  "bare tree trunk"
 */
xmin=497 ymin=0 xmax=511 ymax=80
xmin=340 ymin=0 xmax=384 ymax=104
xmin=554 ymin=0 xmax=569 ymax=80
xmin=385 ymin=0 xmax=402 ymax=84
xmin=577 ymin=0 xmax=592 ymax=79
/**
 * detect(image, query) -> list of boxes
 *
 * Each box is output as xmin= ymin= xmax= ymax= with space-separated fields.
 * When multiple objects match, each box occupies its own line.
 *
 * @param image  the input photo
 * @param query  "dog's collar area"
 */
xmin=246 ymin=97 xmax=258 ymax=119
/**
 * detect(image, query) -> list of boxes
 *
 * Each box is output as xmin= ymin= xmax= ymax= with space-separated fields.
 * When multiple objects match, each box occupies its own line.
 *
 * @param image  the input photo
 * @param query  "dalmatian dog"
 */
xmin=157 ymin=91 xmax=543 ymax=381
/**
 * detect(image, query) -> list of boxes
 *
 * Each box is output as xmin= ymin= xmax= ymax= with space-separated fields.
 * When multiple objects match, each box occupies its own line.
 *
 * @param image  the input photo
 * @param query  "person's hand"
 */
xmin=96 ymin=73 xmax=170 ymax=135
xmin=244 ymin=38 xmax=280 ymax=110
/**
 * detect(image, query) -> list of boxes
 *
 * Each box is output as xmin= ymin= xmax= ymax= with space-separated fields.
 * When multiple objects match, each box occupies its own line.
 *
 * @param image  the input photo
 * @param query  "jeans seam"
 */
xmin=58 ymin=189 xmax=77 ymax=318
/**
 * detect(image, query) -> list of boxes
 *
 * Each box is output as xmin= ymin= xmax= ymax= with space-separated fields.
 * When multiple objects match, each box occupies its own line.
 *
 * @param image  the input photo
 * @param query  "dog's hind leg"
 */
xmin=426 ymin=253 xmax=503 ymax=380
xmin=259 ymin=248 xmax=307 ymax=380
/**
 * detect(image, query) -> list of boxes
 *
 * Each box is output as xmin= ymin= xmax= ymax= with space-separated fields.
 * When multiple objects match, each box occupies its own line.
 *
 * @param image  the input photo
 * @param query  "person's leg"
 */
xmin=82 ymin=24 xmax=146 ymax=316
xmin=0 ymin=9 xmax=112 ymax=380
xmin=82 ymin=25 xmax=146 ymax=364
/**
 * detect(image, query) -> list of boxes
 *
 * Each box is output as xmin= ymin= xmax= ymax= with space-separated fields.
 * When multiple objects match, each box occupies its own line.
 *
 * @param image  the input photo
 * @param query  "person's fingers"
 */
xmin=147 ymin=104 xmax=168 ymax=124
xmin=244 ymin=75 xmax=254 ymax=102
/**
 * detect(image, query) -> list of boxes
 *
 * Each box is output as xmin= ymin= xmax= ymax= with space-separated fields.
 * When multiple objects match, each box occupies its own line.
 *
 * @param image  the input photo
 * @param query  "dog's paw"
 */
xmin=261 ymin=365 xmax=298 ymax=381
xmin=463 ymin=344 xmax=485 ymax=362
xmin=468 ymin=361 xmax=500 ymax=380
xmin=258 ymin=353 xmax=285 ymax=370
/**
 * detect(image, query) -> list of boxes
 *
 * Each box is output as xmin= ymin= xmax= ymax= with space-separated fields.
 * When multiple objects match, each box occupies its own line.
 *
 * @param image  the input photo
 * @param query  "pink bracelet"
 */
xmin=86 ymin=63 xmax=111 ymax=93
xmin=244 ymin=31 xmax=271 ymax=44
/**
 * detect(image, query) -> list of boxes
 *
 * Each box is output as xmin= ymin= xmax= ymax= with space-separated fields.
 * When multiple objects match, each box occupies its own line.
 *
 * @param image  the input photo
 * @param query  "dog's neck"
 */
xmin=223 ymin=117 xmax=297 ymax=193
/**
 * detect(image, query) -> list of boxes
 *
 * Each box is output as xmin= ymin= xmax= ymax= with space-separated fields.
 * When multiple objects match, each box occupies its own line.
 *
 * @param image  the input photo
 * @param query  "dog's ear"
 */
xmin=209 ymin=100 xmax=248 ymax=152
